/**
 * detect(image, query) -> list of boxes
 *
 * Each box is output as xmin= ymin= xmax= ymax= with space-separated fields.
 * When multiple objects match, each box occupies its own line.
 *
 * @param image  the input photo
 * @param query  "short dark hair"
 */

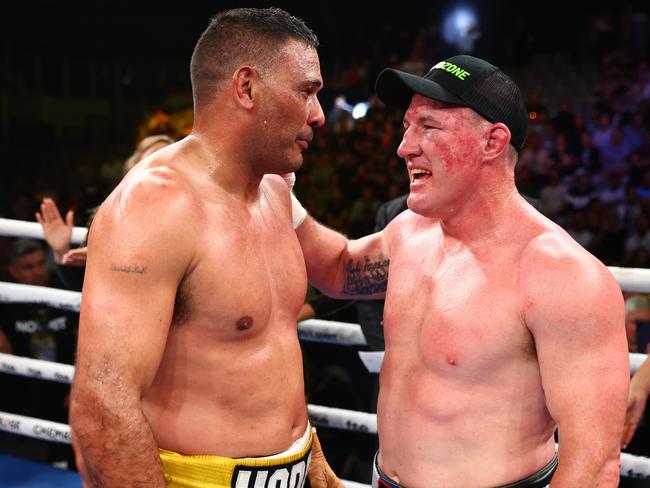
xmin=190 ymin=7 xmax=318 ymax=107
xmin=8 ymin=238 xmax=44 ymax=264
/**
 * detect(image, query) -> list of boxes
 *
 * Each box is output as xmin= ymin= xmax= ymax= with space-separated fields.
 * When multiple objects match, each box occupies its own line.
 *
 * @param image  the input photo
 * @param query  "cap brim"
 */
xmin=375 ymin=68 xmax=466 ymax=110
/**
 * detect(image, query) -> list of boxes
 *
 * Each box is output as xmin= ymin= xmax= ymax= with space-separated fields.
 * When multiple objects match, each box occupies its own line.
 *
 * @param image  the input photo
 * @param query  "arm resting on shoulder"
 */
xmin=296 ymin=215 xmax=389 ymax=300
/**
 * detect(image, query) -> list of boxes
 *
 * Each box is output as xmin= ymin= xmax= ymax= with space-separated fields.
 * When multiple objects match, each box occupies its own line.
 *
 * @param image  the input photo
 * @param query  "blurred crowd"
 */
xmin=0 ymin=5 xmax=649 ymax=484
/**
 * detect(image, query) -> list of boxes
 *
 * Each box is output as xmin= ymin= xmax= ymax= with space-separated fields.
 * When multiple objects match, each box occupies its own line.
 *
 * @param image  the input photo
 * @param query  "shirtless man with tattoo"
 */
xmin=70 ymin=8 xmax=342 ymax=488
xmin=292 ymin=55 xmax=629 ymax=487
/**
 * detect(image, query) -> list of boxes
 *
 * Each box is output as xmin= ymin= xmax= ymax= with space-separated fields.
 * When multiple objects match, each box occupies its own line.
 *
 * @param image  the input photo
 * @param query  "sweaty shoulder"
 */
xmin=89 ymin=160 xmax=203 ymax=255
xmin=106 ymin=162 xmax=199 ymax=222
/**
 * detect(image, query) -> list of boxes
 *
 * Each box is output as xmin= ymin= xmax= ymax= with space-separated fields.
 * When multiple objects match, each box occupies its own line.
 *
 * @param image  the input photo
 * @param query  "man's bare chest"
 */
xmin=383 ymin=249 xmax=533 ymax=369
xmin=173 ymin=218 xmax=307 ymax=333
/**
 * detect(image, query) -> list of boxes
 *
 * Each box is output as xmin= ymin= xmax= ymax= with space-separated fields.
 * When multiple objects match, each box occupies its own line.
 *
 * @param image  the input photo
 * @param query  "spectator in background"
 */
xmin=524 ymin=87 xmax=549 ymax=127
xmin=590 ymin=204 xmax=626 ymax=265
xmin=0 ymin=238 xmax=77 ymax=466
xmin=622 ymin=294 xmax=650 ymax=462
xmin=539 ymin=167 xmax=568 ymax=222
xmin=598 ymin=170 xmax=628 ymax=217
xmin=625 ymin=214 xmax=650 ymax=263
xmin=577 ymin=130 xmax=602 ymax=172
xmin=348 ymin=185 xmax=381 ymax=238
xmin=600 ymin=127 xmax=634 ymax=172
xmin=565 ymin=208 xmax=595 ymax=249
xmin=592 ymin=112 xmax=616 ymax=153
xmin=552 ymin=98 xmax=580 ymax=154
xmin=622 ymin=354 xmax=650 ymax=449
xmin=622 ymin=111 xmax=648 ymax=153
xmin=566 ymin=168 xmax=595 ymax=210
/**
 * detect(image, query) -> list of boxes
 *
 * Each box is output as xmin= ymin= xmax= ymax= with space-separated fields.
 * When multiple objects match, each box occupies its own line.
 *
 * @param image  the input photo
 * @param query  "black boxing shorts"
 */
xmin=372 ymin=450 xmax=557 ymax=488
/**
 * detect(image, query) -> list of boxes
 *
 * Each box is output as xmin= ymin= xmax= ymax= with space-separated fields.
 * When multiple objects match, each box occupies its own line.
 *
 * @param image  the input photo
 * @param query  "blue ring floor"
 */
xmin=0 ymin=454 xmax=81 ymax=487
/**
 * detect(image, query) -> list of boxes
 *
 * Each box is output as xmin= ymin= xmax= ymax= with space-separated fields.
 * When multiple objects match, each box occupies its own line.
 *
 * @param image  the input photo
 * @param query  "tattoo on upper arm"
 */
xmin=110 ymin=265 xmax=146 ymax=274
xmin=343 ymin=255 xmax=389 ymax=295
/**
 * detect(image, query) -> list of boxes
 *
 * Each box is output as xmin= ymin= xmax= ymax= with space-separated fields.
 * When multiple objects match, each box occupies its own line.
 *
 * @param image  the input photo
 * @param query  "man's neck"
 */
xmin=185 ymin=132 xmax=264 ymax=203
xmin=439 ymin=181 xmax=521 ymax=249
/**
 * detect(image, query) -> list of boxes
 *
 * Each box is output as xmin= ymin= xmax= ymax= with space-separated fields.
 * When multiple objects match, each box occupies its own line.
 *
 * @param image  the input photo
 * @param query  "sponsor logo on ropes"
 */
xmin=0 ymin=416 xmax=20 ymax=432
xmin=15 ymin=316 xmax=68 ymax=333
xmin=308 ymin=414 xmax=329 ymax=427
xmin=27 ymin=367 xmax=43 ymax=377
xmin=0 ymin=361 xmax=16 ymax=372
xmin=232 ymin=451 xmax=311 ymax=488
xmin=298 ymin=330 xmax=340 ymax=342
xmin=33 ymin=424 xmax=71 ymax=442
xmin=54 ymin=371 xmax=72 ymax=382
xmin=346 ymin=420 xmax=370 ymax=433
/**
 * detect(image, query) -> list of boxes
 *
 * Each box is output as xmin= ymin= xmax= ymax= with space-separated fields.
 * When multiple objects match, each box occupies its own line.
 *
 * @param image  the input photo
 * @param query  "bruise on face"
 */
xmin=404 ymin=95 xmax=483 ymax=172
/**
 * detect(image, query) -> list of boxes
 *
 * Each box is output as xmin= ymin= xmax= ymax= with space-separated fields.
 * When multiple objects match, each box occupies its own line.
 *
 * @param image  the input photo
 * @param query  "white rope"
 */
xmin=298 ymin=319 xmax=367 ymax=346
xmin=342 ymin=481 xmax=370 ymax=488
xmin=0 ymin=218 xmax=87 ymax=244
xmin=609 ymin=266 xmax=650 ymax=294
xmin=358 ymin=351 xmax=383 ymax=374
xmin=630 ymin=353 xmax=647 ymax=375
xmin=0 ymin=411 xmax=71 ymax=444
xmin=0 ymin=281 xmax=81 ymax=312
xmin=0 ymin=352 xmax=75 ymax=384
xmin=308 ymin=404 xmax=377 ymax=434
xmin=621 ymin=452 xmax=650 ymax=479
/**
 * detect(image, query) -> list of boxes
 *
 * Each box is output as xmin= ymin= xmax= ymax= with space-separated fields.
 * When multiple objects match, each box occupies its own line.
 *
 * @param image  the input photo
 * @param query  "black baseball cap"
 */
xmin=375 ymin=54 xmax=528 ymax=150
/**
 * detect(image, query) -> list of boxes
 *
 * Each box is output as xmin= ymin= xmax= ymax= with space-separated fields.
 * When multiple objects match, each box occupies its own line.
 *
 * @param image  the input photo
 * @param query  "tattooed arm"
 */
xmin=295 ymin=215 xmax=390 ymax=300
xmin=70 ymin=170 xmax=198 ymax=486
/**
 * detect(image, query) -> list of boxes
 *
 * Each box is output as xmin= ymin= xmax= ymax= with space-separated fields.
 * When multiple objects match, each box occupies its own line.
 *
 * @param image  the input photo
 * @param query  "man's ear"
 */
xmin=483 ymin=122 xmax=510 ymax=161
xmin=231 ymin=66 xmax=257 ymax=109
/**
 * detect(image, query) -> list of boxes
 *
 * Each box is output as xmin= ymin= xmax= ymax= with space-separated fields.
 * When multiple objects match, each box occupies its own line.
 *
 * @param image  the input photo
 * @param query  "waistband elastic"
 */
xmin=372 ymin=450 xmax=557 ymax=488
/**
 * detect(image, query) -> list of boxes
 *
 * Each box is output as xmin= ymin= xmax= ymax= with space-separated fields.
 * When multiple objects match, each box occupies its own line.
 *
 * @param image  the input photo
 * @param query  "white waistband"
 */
xmin=238 ymin=421 xmax=311 ymax=461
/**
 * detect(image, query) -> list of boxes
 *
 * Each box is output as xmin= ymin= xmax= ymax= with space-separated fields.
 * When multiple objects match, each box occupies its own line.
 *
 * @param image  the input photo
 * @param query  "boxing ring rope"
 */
xmin=0 ymin=282 xmax=82 ymax=312
xmin=0 ymin=218 xmax=87 ymax=245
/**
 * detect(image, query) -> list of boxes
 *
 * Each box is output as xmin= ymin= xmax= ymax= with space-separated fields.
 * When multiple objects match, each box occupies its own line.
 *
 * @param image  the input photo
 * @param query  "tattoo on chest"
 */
xmin=110 ymin=265 xmax=146 ymax=274
xmin=343 ymin=255 xmax=389 ymax=295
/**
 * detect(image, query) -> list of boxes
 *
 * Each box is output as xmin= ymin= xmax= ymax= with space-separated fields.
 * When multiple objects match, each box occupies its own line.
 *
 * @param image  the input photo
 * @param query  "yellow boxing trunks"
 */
xmin=159 ymin=423 xmax=312 ymax=488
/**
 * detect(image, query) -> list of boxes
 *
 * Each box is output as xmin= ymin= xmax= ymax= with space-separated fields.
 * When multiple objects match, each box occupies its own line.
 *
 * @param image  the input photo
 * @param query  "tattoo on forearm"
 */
xmin=343 ymin=255 xmax=389 ymax=295
xmin=110 ymin=265 xmax=146 ymax=274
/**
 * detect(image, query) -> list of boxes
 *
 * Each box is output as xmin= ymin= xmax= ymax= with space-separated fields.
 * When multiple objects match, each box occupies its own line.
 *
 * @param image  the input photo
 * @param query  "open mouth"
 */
xmin=410 ymin=168 xmax=432 ymax=183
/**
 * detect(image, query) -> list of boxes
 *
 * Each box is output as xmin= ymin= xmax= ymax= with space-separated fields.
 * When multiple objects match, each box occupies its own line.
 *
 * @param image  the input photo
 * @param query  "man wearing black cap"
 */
xmin=292 ymin=54 xmax=628 ymax=487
